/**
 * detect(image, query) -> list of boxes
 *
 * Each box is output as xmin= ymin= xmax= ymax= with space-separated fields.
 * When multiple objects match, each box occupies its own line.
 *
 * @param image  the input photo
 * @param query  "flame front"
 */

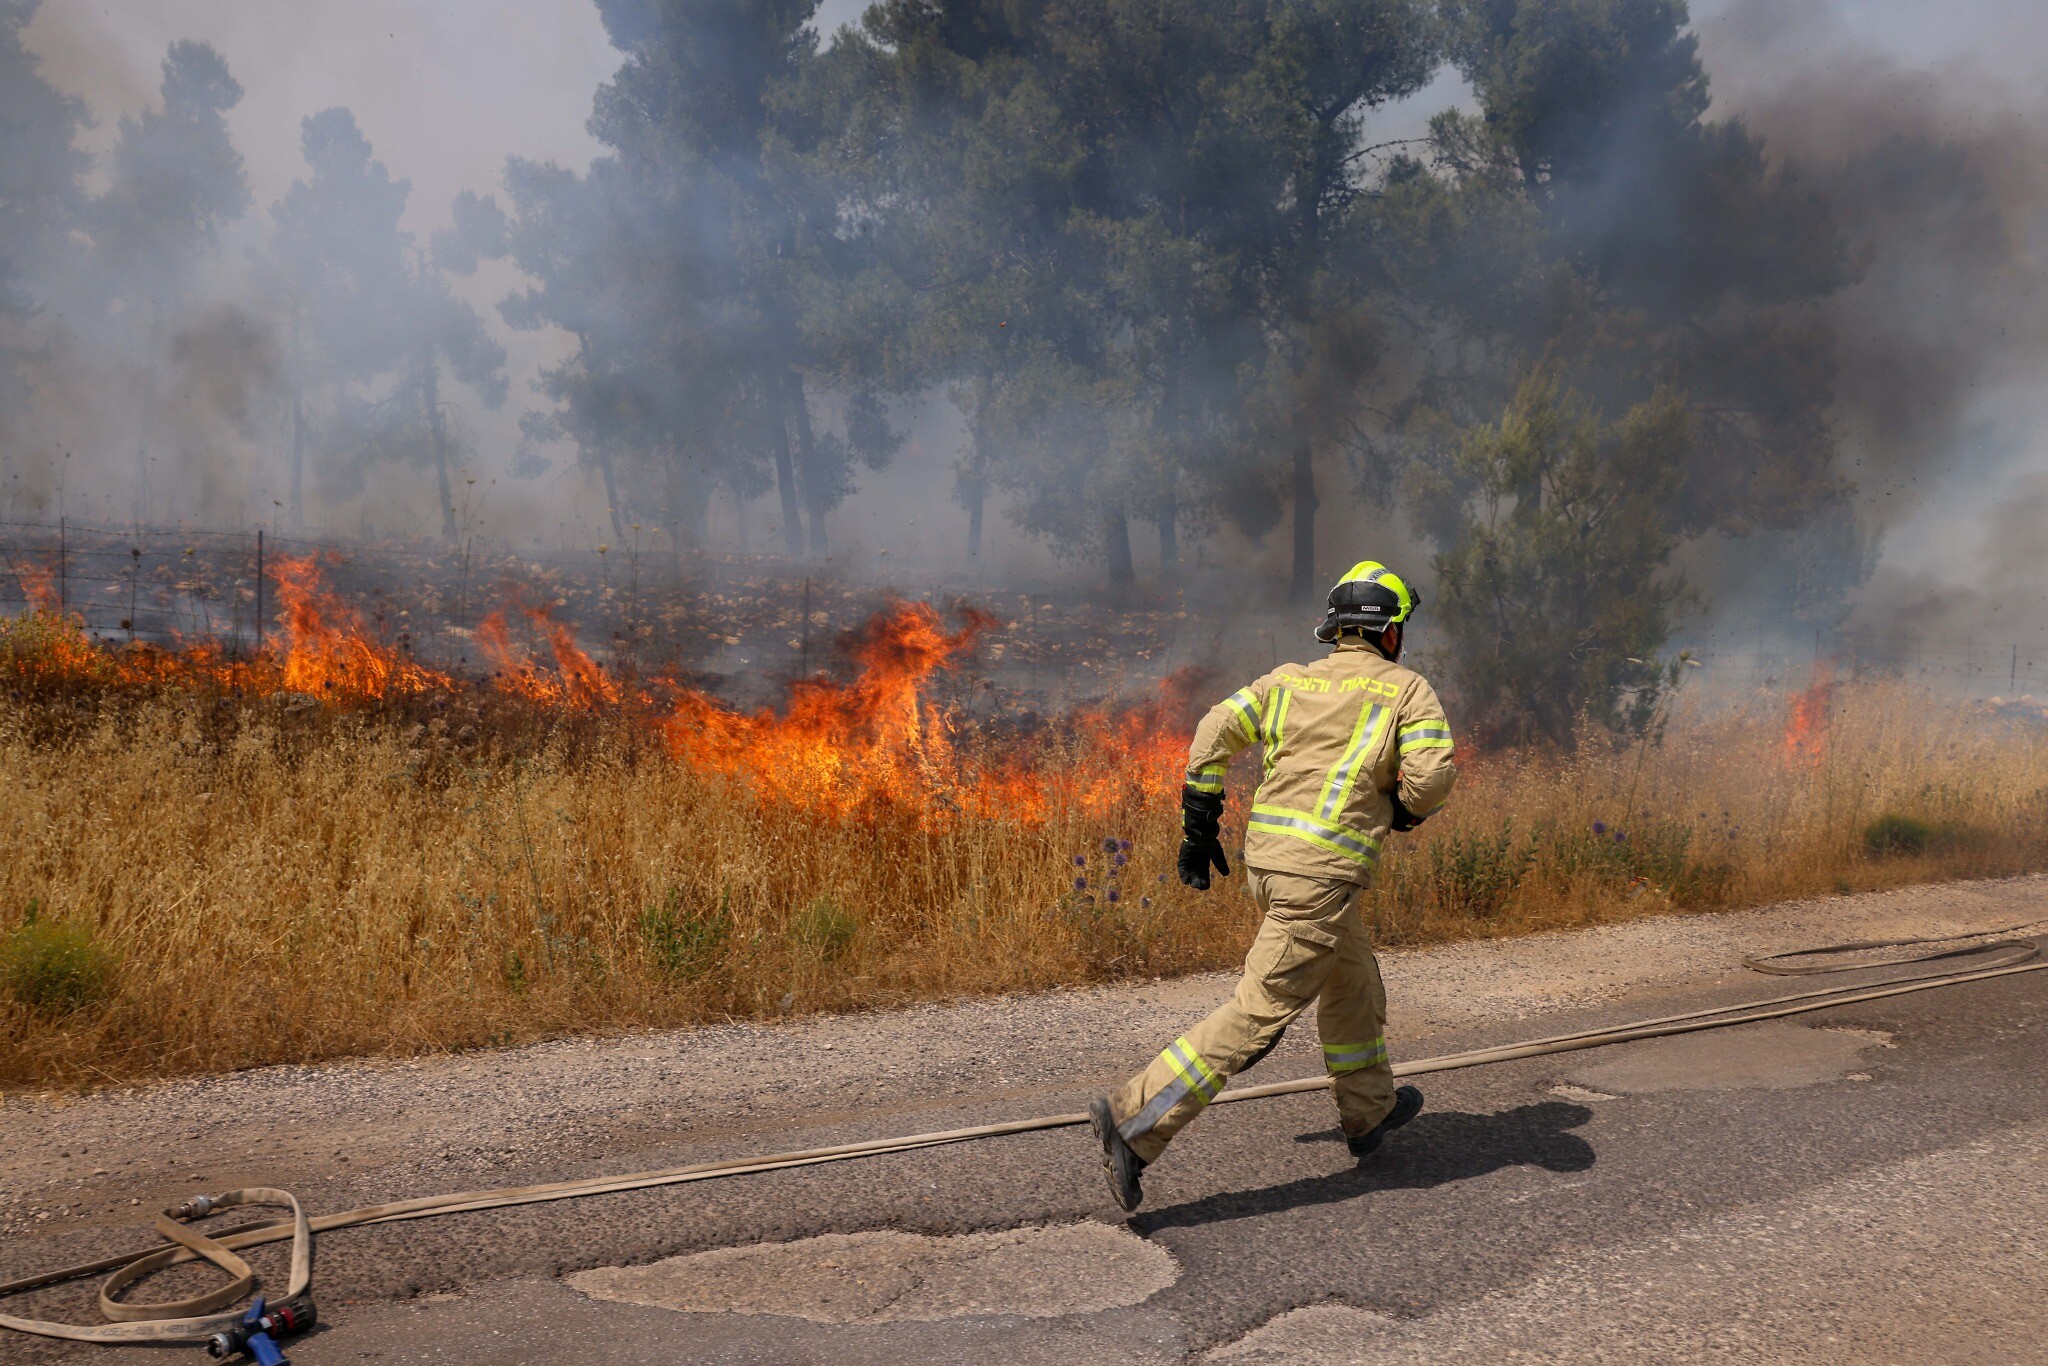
xmin=3 ymin=556 xmax=1185 ymax=827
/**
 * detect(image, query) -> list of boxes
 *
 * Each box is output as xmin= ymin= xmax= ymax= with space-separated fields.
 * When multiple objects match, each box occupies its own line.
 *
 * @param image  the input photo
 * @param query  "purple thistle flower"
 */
xmin=1073 ymin=876 xmax=1088 ymax=891
xmin=1072 ymin=854 xmax=1087 ymax=867
xmin=1614 ymin=830 xmax=1628 ymax=843
xmin=1118 ymin=838 xmax=1133 ymax=852
xmin=1106 ymin=888 xmax=1120 ymax=904
xmin=1102 ymin=837 xmax=1120 ymax=853
xmin=1112 ymin=852 xmax=1128 ymax=867
xmin=1592 ymin=820 xmax=1607 ymax=835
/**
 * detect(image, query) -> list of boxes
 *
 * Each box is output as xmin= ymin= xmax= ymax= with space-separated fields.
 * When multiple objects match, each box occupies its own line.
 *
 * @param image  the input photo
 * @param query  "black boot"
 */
xmin=1346 ymin=1085 xmax=1423 ymax=1160
xmin=1089 ymin=1098 xmax=1147 ymax=1212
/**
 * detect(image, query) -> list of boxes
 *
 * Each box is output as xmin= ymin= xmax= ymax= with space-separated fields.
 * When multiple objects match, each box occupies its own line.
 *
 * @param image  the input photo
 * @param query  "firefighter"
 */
xmin=1090 ymin=561 xmax=1457 ymax=1211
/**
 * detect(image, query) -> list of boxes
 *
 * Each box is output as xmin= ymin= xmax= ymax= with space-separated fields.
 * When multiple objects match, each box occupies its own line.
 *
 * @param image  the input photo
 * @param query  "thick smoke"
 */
xmin=1691 ymin=0 xmax=2048 ymax=648
xmin=2 ymin=0 xmax=2045 ymax=673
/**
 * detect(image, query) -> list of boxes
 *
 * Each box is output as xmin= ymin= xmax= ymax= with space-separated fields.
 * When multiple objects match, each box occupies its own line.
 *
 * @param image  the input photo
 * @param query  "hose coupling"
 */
xmin=167 ymin=1193 xmax=219 ymax=1221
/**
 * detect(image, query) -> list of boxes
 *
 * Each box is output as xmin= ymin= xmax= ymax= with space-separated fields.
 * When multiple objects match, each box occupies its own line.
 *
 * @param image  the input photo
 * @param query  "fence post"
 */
xmin=255 ymin=527 xmax=265 ymax=656
xmin=2015 ymin=644 xmax=2021 ymax=693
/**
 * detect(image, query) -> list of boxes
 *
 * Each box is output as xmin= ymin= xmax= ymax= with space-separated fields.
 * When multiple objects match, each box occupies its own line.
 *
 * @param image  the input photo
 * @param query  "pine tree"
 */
xmin=0 ymin=0 xmax=89 ymax=414
xmin=90 ymin=40 xmax=251 ymax=522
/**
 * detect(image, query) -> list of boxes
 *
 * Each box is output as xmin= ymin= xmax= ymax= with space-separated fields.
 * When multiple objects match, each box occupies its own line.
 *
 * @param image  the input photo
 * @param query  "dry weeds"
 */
xmin=2 ymin=629 xmax=2043 ymax=1087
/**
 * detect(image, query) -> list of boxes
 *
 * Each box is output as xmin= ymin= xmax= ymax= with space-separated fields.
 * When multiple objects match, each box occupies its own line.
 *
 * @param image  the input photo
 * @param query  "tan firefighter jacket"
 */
xmin=1185 ymin=639 xmax=1457 ymax=887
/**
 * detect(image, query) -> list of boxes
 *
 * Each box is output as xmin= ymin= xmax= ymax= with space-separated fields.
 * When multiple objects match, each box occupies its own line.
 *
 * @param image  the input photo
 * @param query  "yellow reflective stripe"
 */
xmin=1185 ymin=761 xmax=1228 ymax=795
xmin=1397 ymin=718 xmax=1453 ymax=754
xmin=1121 ymin=1036 xmax=1223 ymax=1140
xmin=1317 ymin=701 xmax=1387 ymax=819
xmin=1323 ymin=1038 xmax=1389 ymax=1073
xmin=1222 ymin=688 xmax=1260 ymax=743
xmin=1247 ymin=804 xmax=1381 ymax=866
xmin=1165 ymin=1036 xmax=1222 ymax=1102
xmin=1260 ymin=686 xmax=1292 ymax=778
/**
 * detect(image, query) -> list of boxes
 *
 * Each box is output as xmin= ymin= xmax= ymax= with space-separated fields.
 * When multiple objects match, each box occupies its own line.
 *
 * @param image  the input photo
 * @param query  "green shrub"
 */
xmin=792 ymin=897 xmax=857 ymax=961
xmin=639 ymin=888 xmax=731 ymax=979
xmin=1420 ymin=824 xmax=1534 ymax=920
xmin=1862 ymin=813 xmax=1964 ymax=858
xmin=2 ymin=908 xmax=115 ymax=1014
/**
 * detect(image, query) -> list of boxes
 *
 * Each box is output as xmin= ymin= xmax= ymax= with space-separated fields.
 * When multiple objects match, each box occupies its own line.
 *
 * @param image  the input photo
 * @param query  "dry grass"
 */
xmin=1 ymin=649 xmax=2044 ymax=1088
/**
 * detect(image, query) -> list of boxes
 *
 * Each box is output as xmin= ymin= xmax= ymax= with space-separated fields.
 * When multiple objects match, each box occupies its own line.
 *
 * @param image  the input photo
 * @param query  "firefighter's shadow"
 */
xmin=1129 ymin=1100 xmax=1596 ymax=1234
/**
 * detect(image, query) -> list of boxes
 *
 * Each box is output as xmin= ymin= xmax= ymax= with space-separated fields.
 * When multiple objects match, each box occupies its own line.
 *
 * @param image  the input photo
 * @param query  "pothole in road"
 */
xmin=1562 ymin=1021 xmax=1892 ymax=1094
xmin=566 ymin=1221 xmax=1177 ymax=1324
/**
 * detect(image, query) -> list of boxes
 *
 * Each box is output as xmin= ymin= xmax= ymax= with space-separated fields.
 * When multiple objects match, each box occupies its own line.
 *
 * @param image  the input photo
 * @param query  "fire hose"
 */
xmin=3 ymin=924 xmax=2043 ymax=1355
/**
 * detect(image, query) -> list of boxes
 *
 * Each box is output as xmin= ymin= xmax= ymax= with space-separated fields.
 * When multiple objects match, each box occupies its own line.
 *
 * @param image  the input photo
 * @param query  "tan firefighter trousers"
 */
xmin=1109 ymin=869 xmax=1394 ymax=1164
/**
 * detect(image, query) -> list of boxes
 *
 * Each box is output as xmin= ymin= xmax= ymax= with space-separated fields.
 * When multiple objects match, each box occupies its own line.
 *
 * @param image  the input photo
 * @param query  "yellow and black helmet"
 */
xmin=1314 ymin=560 xmax=1418 ymax=644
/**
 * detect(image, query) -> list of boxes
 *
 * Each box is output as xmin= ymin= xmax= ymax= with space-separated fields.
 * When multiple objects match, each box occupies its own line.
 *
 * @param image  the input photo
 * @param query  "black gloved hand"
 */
xmin=1390 ymin=794 xmax=1426 ymax=833
xmin=1178 ymin=788 xmax=1231 ymax=890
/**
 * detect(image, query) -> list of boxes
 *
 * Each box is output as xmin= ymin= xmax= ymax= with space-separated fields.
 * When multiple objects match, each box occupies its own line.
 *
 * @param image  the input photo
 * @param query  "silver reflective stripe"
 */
xmin=1247 ymin=809 xmax=1378 ymax=863
xmin=1118 ymin=1038 xmax=1220 ymax=1141
xmin=1319 ymin=702 xmax=1386 ymax=819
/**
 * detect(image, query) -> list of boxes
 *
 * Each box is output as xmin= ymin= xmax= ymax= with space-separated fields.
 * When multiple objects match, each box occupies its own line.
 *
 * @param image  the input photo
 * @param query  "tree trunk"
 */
xmin=288 ymin=308 xmax=306 ymax=530
xmin=1290 ymin=413 xmax=1317 ymax=602
xmin=1105 ymin=503 xmax=1135 ymax=590
xmin=593 ymin=439 xmax=626 ymax=542
xmin=964 ymin=372 xmax=993 ymax=565
xmin=136 ymin=301 xmax=162 ymax=526
xmin=785 ymin=368 xmax=828 ymax=558
xmin=964 ymin=470 xmax=986 ymax=565
xmin=659 ymin=442 xmax=711 ymax=558
xmin=767 ymin=389 xmax=805 ymax=557
xmin=1157 ymin=495 xmax=1179 ymax=574
xmin=423 ymin=352 xmax=457 ymax=542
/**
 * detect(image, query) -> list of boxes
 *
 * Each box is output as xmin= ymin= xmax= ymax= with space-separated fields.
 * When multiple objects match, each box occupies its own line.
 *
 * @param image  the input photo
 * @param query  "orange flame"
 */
xmin=15 ymin=564 xmax=60 ymax=615
xmin=480 ymin=600 xmax=622 ymax=709
xmin=659 ymin=601 xmax=1188 ymax=825
xmin=1784 ymin=663 xmax=1836 ymax=768
xmin=271 ymin=555 xmax=454 ymax=700
xmin=659 ymin=601 xmax=994 ymax=814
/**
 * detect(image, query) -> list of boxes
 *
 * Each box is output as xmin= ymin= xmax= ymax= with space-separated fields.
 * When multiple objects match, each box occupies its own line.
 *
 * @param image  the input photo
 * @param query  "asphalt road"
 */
xmin=7 ymin=883 xmax=2048 ymax=1364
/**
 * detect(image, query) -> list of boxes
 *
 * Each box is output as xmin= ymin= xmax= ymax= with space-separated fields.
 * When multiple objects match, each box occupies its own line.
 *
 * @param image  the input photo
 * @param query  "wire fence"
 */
xmin=3 ymin=517 xmax=2046 ymax=700
xmin=1676 ymin=628 xmax=2048 ymax=699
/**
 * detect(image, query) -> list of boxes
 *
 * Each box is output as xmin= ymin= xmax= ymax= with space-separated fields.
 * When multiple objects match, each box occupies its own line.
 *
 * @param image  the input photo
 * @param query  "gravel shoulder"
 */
xmin=5 ymin=872 xmax=2043 ymax=1244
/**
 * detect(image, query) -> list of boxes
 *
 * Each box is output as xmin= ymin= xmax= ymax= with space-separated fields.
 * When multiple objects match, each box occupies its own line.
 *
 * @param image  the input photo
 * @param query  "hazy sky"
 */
xmin=39 ymin=0 xmax=2042 ymax=239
